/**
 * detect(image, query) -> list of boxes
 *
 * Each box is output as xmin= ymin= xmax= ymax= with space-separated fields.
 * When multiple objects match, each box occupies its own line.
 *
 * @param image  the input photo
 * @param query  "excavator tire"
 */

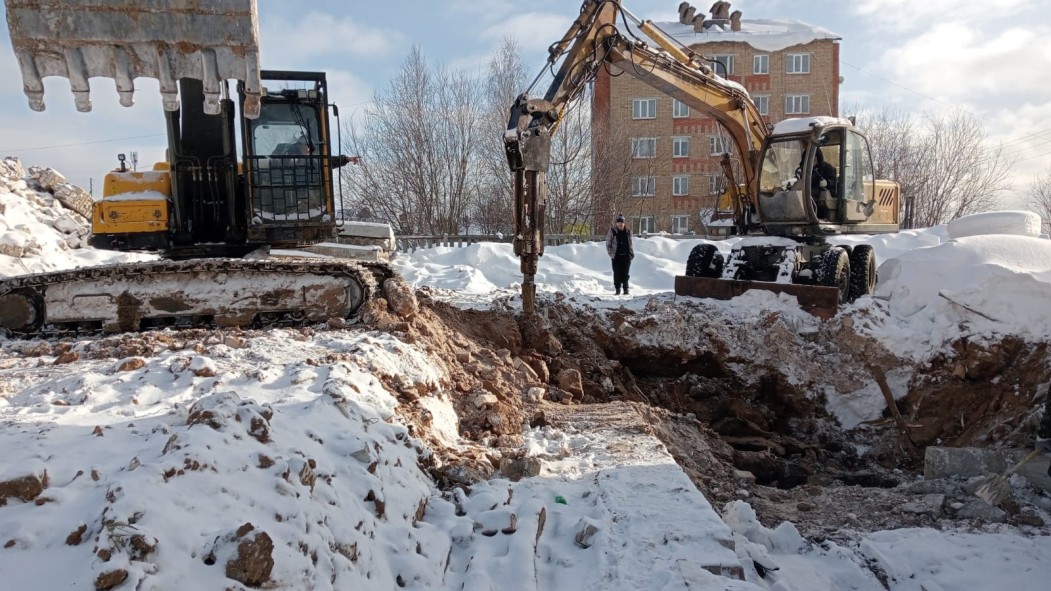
xmin=685 ymin=244 xmax=724 ymax=278
xmin=817 ymin=247 xmax=851 ymax=304
xmin=848 ymin=245 xmax=877 ymax=301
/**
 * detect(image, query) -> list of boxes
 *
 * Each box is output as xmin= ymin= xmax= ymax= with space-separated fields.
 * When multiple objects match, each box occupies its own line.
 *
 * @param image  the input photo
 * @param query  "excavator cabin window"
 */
xmin=246 ymin=102 xmax=325 ymax=222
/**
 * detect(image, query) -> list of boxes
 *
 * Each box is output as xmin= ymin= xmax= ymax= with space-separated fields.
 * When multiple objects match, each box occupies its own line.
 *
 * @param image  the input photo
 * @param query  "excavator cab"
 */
xmin=5 ymin=0 xmax=338 ymax=257
xmin=241 ymin=71 xmax=338 ymax=248
xmin=88 ymin=71 xmax=339 ymax=258
xmin=754 ymin=119 xmax=898 ymax=238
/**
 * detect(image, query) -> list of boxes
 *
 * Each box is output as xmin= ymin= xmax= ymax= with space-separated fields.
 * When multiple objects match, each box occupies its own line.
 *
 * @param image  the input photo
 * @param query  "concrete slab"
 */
xmin=924 ymin=446 xmax=1051 ymax=493
xmin=300 ymin=241 xmax=388 ymax=262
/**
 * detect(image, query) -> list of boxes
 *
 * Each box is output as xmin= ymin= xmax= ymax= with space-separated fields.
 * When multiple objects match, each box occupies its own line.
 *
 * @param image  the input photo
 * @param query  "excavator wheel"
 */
xmin=848 ymin=245 xmax=877 ymax=301
xmin=0 ymin=288 xmax=45 ymax=334
xmin=817 ymin=247 xmax=851 ymax=304
xmin=685 ymin=244 xmax=724 ymax=278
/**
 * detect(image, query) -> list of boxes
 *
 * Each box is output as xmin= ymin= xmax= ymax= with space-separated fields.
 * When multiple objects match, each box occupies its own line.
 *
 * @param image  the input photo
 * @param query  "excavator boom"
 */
xmin=507 ymin=0 xmax=767 ymax=314
xmin=509 ymin=0 xmax=899 ymax=316
xmin=4 ymin=0 xmax=262 ymax=117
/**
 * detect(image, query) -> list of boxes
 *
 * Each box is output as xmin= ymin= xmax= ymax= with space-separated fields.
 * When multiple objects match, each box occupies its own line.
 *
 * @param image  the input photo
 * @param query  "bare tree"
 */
xmin=912 ymin=109 xmax=1010 ymax=226
xmin=474 ymin=37 xmax=527 ymax=235
xmin=852 ymin=106 xmax=1011 ymax=229
xmin=1025 ymin=163 xmax=1051 ymax=234
xmin=340 ymin=46 xmax=483 ymax=235
xmin=547 ymin=92 xmax=594 ymax=234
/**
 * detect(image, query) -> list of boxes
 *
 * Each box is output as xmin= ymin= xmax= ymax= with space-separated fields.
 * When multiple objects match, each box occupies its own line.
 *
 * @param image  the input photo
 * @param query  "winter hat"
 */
xmin=616 ymin=214 xmax=625 ymax=222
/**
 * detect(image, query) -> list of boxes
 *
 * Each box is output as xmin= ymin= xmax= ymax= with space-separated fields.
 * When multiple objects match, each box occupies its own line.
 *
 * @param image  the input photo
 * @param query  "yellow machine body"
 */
xmin=92 ymin=166 xmax=172 ymax=248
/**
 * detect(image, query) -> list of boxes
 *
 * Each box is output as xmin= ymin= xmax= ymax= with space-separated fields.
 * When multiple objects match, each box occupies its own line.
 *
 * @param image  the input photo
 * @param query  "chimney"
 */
xmin=710 ymin=1 xmax=731 ymax=21
xmin=683 ymin=5 xmax=697 ymax=24
xmin=678 ymin=2 xmax=693 ymax=24
xmin=730 ymin=9 xmax=742 ymax=31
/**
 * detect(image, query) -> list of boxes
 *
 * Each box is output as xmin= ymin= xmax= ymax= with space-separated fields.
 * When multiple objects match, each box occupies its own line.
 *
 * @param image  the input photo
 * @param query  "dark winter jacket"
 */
xmin=605 ymin=225 xmax=634 ymax=259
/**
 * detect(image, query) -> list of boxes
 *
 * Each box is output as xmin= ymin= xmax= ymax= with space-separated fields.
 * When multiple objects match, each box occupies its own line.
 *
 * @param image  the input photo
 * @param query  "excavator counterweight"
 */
xmin=4 ymin=0 xmax=262 ymax=117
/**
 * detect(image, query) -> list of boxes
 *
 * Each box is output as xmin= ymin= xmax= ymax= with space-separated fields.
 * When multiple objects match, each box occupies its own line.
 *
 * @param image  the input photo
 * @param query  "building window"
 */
xmin=708 ymin=136 xmax=730 ymax=156
xmin=708 ymin=174 xmax=723 ymax=195
xmin=632 ymin=98 xmax=656 ymax=119
xmin=672 ymin=99 xmax=689 ymax=118
xmin=631 ymin=137 xmax=657 ymax=158
xmin=786 ymin=53 xmax=810 ymax=74
xmin=754 ymin=95 xmax=769 ymax=116
xmin=634 ymin=216 xmax=655 ymax=234
xmin=753 ymin=54 xmax=769 ymax=74
xmin=672 ymin=175 xmax=690 ymax=196
xmin=672 ymin=215 xmax=689 ymax=234
xmin=785 ymin=94 xmax=810 ymax=115
xmin=632 ymin=176 xmax=656 ymax=196
xmin=672 ymin=136 xmax=690 ymax=158
xmin=710 ymin=54 xmax=734 ymax=76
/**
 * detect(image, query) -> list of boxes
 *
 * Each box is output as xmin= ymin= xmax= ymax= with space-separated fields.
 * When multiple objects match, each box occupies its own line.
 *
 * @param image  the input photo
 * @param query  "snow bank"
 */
xmin=947 ymin=210 xmax=1043 ymax=239
xmin=870 ymin=233 xmax=1051 ymax=361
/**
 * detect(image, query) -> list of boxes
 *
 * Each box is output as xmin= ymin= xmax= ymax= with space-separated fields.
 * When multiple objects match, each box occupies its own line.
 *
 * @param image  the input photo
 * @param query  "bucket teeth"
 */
xmin=4 ymin=0 xmax=262 ymax=118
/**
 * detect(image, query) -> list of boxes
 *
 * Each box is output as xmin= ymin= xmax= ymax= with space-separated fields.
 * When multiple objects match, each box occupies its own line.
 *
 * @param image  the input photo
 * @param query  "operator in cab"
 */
xmin=811 ymin=150 xmax=837 ymax=199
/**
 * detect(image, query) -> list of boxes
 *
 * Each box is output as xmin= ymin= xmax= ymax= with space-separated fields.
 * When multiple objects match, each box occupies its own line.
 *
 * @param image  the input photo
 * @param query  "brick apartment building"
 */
xmin=591 ymin=2 xmax=841 ymax=236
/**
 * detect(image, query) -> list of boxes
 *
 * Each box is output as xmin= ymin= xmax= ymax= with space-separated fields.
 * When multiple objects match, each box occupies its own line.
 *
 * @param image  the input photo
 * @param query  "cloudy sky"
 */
xmin=1 ymin=0 xmax=1049 ymax=205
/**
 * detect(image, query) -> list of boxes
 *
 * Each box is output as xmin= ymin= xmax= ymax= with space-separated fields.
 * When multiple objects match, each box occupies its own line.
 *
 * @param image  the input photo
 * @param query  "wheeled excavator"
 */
xmin=0 ymin=0 xmax=393 ymax=336
xmin=505 ymin=0 xmax=900 ymax=317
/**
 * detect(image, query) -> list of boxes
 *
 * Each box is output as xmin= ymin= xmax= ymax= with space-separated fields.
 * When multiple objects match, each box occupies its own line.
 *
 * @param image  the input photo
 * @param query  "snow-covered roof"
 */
xmin=770 ymin=116 xmax=855 ymax=136
xmin=650 ymin=18 xmax=841 ymax=53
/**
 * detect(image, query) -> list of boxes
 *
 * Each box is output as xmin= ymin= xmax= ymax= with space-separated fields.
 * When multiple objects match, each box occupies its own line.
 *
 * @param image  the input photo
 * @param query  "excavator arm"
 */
xmin=506 ymin=0 xmax=768 ymax=314
xmin=4 ymin=0 xmax=262 ymax=118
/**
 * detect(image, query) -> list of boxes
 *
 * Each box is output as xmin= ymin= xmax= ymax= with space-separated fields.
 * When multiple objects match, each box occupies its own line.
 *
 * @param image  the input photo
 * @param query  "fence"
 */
xmin=394 ymin=232 xmax=723 ymax=253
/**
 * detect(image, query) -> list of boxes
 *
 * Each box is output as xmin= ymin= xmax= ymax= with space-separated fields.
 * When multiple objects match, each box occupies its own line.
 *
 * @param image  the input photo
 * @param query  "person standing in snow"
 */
xmin=605 ymin=214 xmax=634 ymax=295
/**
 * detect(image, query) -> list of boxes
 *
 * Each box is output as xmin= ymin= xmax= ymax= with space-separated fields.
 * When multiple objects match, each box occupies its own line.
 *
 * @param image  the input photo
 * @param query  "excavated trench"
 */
xmin=406 ymin=295 xmax=1051 ymax=540
xmin=7 ymin=286 xmax=1045 ymax=544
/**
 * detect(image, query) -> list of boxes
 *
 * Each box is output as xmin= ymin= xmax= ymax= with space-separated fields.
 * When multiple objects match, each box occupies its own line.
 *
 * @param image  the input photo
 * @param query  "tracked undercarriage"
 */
xmin=0 ymin=259 xmax=394 ymax=338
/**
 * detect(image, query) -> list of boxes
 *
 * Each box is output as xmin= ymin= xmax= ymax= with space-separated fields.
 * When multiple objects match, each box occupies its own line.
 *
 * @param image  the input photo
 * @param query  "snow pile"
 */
xmin=947 ymin=210 xmax=1043 ymax=239
xmin=0 ymin=330 xmax=449 ymax=589
xmin=0 ymin=158 xmax=154 ymax=277
xmin=399 ymin=221 xmax=1051 ymax=365
xmin=867 ymin=218 xmax=1051 ymax=362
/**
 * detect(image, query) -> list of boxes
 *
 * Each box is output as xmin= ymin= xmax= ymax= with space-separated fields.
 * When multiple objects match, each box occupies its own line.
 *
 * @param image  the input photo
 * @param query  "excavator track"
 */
xmin=0 ymin=258 xmax=395 ymax=338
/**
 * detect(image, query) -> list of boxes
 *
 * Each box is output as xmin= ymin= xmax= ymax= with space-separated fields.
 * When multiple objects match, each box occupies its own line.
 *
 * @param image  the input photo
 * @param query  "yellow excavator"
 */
xmin=0 ymin=0 xmax=392 ymax=336
xmin=506 ymin=0 xmax=899 ymax=317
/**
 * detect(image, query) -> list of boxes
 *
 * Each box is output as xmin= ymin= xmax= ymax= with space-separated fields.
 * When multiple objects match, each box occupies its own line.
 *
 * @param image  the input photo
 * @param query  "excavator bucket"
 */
xmin=674 ymin=276 xmax=841 ymax=320
xmin=4 ymin=0 xmax=262 ymax=118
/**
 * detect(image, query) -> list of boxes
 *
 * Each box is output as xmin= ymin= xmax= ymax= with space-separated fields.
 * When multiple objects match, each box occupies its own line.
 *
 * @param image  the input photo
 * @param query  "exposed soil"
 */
xmin=395 ymin=291 xmax=1051 ymax=542
xmin=4 ymin=282 xmax=1049 ymax=545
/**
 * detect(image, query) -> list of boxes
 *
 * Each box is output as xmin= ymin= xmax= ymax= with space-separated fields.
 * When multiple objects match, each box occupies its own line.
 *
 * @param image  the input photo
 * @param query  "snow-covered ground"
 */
xmin=2 ymin=161 xmax=1051 ymax=590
